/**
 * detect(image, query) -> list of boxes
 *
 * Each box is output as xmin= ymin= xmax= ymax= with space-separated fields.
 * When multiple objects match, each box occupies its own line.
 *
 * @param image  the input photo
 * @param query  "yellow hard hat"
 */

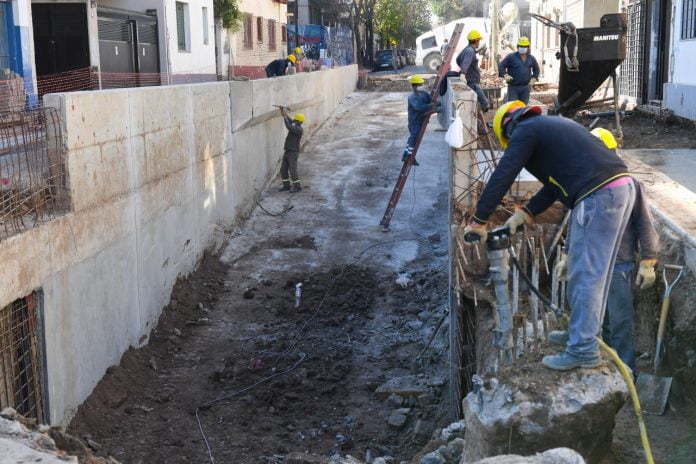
xmin=410 ymin=74 xmax=425 ymax=85
xmin=288 ymin=54 xmax=297 ymax=64
xmin=293 ymin=113 xmax=305 ymax=123
xmin=492 ymin=101 xmax=542 ymax=148
xmin=467 ymin=30 xmax=483 ymax=42
xmin=517 ymin=36 xmax=531 ymax=47
xmin=295 ymin=47 xmax=302 ymax=55
xmin=591 ymin=127 xmax=618 ymax=150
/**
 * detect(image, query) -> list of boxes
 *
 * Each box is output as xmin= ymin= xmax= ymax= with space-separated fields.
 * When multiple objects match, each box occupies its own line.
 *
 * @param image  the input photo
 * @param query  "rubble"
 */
xmin=0 ymin=408 xmax=119 ymax=464
xmin=462 ymin=364 xmax=628 ymax=463
xmin=470 ymin=448 xmax=585 ymax=463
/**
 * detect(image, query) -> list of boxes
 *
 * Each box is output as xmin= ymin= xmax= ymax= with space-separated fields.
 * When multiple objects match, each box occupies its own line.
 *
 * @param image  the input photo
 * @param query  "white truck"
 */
xmin=415 ymin=17 xmax=489 ymax=73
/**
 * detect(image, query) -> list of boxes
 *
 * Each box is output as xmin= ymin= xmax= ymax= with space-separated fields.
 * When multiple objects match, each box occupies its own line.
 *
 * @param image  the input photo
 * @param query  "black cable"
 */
xmin=255 ymin=200 xmax=294 ymax=216
xmin=508 ymin=247 xmax=563 ymax=318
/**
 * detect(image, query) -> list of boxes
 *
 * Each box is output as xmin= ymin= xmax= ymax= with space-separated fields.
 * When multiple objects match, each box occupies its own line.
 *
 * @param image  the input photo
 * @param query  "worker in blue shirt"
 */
xmin=456 ymin=30 xmax=489 ymax=112
xmin=499 ymin=37 xmax=540 ymax=104
xmin=464 ymin=101 xmax=636 ymax=371
xmin=402 ymin=74 xmax=436 ymax=166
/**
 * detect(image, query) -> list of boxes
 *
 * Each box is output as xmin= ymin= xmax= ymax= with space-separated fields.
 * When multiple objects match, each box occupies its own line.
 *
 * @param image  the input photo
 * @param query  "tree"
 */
xmin=350 ymin=0 xmax=378 ymax=67
xmin=214 ymin=0 xmax=242 ymax=31
xmin=375 ymin=0 xmax=431 ymax=48
xmin=430 ymin=0 xmax=483 ymax=23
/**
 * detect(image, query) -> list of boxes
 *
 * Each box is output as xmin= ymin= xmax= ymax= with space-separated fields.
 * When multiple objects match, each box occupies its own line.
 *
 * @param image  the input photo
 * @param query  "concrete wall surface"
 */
xmin=0 ymin=65 xmax=357 ymax=425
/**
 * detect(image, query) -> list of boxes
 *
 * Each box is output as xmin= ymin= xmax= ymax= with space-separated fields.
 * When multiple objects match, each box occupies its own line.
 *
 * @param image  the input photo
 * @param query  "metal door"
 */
xmin=98 ymin=8 xmax=160 ymax=78
xmin=97 ymin=13 xmax=136 ymax=74
xmin=31 ymin=4 xmax=90 ymax=76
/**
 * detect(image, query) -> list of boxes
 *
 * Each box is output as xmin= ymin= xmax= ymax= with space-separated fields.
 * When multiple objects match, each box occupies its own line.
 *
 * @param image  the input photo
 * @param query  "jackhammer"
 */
xmin=463 ymin=223 xmax=655 ymax=463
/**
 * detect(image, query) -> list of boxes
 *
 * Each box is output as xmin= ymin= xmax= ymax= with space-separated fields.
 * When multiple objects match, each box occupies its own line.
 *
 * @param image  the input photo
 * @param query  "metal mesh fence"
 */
xmin=0 ymin=292 xmax=46 ymax=422
xmin=619 ymin=1 xmax=646 ymax=100
xmin=0 ymin=107 xmax=68 ymax=241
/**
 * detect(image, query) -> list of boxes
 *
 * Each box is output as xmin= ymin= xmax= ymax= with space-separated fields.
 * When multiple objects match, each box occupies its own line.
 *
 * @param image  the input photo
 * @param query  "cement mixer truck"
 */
xmin=416 ymin=5 xmax=521 ymax=74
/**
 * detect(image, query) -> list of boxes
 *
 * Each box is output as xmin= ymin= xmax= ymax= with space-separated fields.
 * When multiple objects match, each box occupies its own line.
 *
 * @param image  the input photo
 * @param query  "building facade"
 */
xmin=663 ymin=0 xmax=696 ymax=119
xmin=218 ymin=0 xmax=288 ymax=79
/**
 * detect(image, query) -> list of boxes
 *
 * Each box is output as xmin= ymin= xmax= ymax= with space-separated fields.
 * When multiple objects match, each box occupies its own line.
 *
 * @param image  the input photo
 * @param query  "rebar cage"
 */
xmin=0 ymin=106 xmax=69 ymax=241
xmin=0 ymin=292 xmax=48 ymax=422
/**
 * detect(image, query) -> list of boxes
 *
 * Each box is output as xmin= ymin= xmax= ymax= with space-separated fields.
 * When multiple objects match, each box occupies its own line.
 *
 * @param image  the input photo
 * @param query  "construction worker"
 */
xmin=279 ymin=107 xmax=304 ymax=192
xmin=464 ymin=101 xmax=636 ymax=371
xmin=499 ymin=37 xmax=540 ymax=104
xmin=265 ymin=55 xmax=296 ymax=78
xmin=440 ymin=39 xmax=449 ymax=58
xmin=552 ymin=127 xmax=660 ymax=374
xmin=403 ymin=74 xmax=437 ymax=166
xmin=456 ymin=30 xmax=489 ymax=112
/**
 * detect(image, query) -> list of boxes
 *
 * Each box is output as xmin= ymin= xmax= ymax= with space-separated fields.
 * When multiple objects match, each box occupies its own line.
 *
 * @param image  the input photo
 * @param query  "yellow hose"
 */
xmin=597 ymin=337 xmax=655 ymax=464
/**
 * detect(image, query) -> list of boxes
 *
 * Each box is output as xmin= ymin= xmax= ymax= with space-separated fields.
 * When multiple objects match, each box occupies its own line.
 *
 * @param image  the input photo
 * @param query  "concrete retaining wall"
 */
xmin=0 ymin=65 xmax=356 ymax=425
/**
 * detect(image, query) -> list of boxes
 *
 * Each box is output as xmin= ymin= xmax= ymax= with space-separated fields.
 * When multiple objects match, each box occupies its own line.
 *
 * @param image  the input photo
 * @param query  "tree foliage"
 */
xmin=374 ymin=0 xmax=431 ymax=47
xmin=430 ymin=0 xmax=482 ymax=23
xmin=214 ymin=0 xmax=242 ymax=30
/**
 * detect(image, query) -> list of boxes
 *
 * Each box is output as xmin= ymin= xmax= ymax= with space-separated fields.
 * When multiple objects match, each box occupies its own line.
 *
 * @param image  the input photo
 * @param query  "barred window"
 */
xmin=683 ymin=0 xmax=696 ymax=39
xmin=282 ymin=24 xmax=287 ymax=43
xmin=175 ymin=2 xmax=188 ymax=51
xmin=269 ymin=20 xmax=276 ymax=50
xmin=243 ymin=14 xmax=253 ymax=49
xmin=257 ymin=16 xmax=263 ymax=43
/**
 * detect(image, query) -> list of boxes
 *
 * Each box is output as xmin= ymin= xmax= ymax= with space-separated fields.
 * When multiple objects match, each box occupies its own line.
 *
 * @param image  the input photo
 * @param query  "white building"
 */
xmin=12 ymin=0 xmax=215 ymax=100
xmin=663 ymin=0 xmax=696 ymax=119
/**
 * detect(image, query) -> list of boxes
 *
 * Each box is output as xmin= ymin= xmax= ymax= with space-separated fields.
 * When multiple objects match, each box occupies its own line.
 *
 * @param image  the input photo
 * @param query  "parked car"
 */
xmin=374 ymin=49 xmax=400 ymax=71
xmin=397 ymin=48 xmax=411 ymax=68
xmin=416 ymin=17 xmax=491 ymax=73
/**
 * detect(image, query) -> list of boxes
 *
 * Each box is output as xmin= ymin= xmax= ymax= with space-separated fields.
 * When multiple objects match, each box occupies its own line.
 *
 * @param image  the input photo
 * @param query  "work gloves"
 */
xmin=503 ymin=74 xmax=513 ymax=84
xmin=635 ymin=259 xmax=657 ymax=289
xmin=463 ymin=222 xmax=487 ymax=243
xmin=555 ymin=255 xmax=657 ymax=288
xmin=504 ymin=207 xmax=534 ymax=234
xmin=555 ymin=252 xmax=568 ymax=282
xmin=530 ymin=78 xmax=538 ymax=86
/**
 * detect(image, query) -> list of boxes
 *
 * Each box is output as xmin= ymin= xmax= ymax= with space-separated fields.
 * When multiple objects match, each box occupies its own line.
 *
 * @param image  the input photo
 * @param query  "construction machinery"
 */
xmin=531 ymin=13 xmax=628 ymax=118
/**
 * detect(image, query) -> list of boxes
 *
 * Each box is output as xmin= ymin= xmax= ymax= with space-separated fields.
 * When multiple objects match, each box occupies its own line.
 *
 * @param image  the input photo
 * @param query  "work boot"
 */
xmin=291 ymin=184 xmax=302 ymax=193
xmin=548 ymin=330 xmax=569 ymax=346
xmin=279 ymin=182 xmax=291 ymax=192
xmin=542 ymin=351 xmax=601 ymax=371
xmin=411 ymin=158 xmax=420 ymax=166
xmin=401 ymin=150 xmax=410 ymax=163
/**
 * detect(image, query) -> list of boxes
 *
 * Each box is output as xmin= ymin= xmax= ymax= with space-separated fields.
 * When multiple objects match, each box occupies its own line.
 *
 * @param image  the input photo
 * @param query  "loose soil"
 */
xmin=68 ymin=92 xmax=454 ymax=464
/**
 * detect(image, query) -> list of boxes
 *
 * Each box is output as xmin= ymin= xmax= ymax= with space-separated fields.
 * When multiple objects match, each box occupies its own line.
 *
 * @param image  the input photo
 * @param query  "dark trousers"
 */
xmin=280 ymin=150 xmax=300 ymax=184
xmin=507 ymin=84 xmax=531 ymax=104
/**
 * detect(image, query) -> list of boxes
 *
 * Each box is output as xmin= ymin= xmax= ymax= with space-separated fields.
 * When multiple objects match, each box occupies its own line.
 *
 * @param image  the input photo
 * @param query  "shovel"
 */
xmin=636 ymin=264 xmax=684 ymax=415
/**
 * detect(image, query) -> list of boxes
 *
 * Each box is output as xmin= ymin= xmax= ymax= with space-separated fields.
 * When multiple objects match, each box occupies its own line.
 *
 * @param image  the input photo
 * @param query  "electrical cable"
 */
xmin=255 ymin=200 xmax=294 ymax=216
xmin=195 ymin=352 xmax=306 ymax=464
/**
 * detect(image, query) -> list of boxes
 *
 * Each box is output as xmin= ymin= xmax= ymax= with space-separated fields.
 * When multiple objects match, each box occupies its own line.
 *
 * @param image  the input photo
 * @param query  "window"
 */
xmin=421 ymin=35 xmax=437 ymax=50
xmin=257 ymin=16 xmax=263 ymax=42
xmin=202 ymin=6 xmax=209 ymax=45
xmin=282 ymin=24 xmax=287 ymax=43
xmin=243 ymin=14 xmax=253 ymax=49
xmin=683 ymin=0 xmax=696 ymax=39
xmin=269 ymin=20 xmax=276 ymax=50
xmin=175 ymin=2 xmax=189 ymax=51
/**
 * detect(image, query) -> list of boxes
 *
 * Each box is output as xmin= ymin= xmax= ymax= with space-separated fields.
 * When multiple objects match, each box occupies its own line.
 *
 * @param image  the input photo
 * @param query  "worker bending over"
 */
xmin=456 ymin=30 xmax=489 ymax=112
xmin=499 ymin=37 xmax=540 ymax=104
xmin=464 ymin=101 xmax=636 ymax=371
xmin=279 ymin=107 xmax=305 ymax=193
xmin=403 ymin=75 xmax=437 ymax=166
xmin=266 ymin=55 xmax=296 ymax=78
xmin=553 ymin=128 xmax=660 ymax=374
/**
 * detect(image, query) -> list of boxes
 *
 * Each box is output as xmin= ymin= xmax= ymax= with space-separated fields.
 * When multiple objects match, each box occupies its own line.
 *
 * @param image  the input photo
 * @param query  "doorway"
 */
xmin=32 ymin=3 xmax=89 ymax=76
